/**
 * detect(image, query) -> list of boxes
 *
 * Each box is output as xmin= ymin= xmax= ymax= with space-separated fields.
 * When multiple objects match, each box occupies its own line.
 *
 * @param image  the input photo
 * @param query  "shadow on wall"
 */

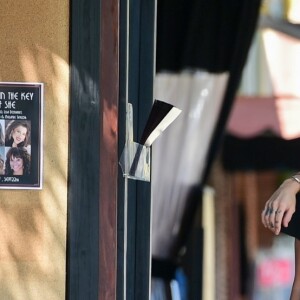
xmin=0 ymin=10 xmax=69 ymax=298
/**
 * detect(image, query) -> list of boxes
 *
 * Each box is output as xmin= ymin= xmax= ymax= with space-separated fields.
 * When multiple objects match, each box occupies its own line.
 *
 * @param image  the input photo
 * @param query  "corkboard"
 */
xmin=0 ymin=1 xmax=69 ymax=299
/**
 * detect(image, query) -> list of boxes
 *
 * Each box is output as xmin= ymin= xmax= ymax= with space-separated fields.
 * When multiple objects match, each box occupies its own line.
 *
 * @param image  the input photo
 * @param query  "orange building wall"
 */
xmin=0 ymin=2 xmax=69 ymax=299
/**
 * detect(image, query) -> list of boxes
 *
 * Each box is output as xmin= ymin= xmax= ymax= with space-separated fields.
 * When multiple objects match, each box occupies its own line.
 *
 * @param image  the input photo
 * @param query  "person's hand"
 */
xmin=261 ymin=178 xmax=300 ymax=235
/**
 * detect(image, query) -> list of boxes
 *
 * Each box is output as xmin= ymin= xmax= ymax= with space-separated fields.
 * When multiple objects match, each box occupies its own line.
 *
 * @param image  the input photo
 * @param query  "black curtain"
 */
xmin=157 ymin=0 xmax=261 ymax=73
xmin=153 ymin=0 xmax=262 ymax=298
xmin=222 ymin=134 xmax=300 ymax=171
xmin=156 ymin=0 xmax=262 ymax=257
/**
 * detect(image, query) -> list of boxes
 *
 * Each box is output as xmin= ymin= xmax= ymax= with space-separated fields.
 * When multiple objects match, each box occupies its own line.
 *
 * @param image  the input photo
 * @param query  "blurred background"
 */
xmin=150 ymin=1 xmax=300 ymax=299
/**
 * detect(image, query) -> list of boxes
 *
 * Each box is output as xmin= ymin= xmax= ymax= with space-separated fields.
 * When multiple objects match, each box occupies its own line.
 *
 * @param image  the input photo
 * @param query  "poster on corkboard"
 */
xmin=0 ymin=82 xmax=43 ymax=189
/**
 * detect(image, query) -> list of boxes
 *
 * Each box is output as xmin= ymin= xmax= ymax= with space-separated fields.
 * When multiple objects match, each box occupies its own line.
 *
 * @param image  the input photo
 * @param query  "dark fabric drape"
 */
xmin=222 ymin=134 xmax=300 ymax=171
xmin=155 ymin=0 xmax=262 ymax=255
xmin=157 ymin=0 xmax=261 ymax=73
xmin=153 ymin=0 xmax=262 ymax=298
xmin=201 ymin=0 xmax=262 ymax=183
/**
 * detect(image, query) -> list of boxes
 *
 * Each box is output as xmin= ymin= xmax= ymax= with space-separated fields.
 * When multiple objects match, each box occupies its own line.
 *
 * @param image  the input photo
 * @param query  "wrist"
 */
xmin=287 ymin=175 xmax=300 ymax=193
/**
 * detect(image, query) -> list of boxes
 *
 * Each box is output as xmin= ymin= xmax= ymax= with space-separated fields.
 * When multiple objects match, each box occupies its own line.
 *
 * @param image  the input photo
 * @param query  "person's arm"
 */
xmin=261 ymin=175 xmax=300 ymax=235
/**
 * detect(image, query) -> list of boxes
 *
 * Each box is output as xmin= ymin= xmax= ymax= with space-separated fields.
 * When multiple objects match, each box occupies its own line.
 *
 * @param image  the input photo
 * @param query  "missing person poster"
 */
xmin=0 ymin=82 xmax=43 ymax=189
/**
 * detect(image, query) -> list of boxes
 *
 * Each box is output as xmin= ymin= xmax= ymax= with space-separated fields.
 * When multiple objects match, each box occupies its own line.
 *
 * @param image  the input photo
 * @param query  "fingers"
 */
xmin=274 ymin=209 xmax=283 ymax=235
xmin=261 ymin=203 xmax=284 ymax=235
xmin=261 ymin=205 xmax=270 ymax=228
xmin=261 ymin=200 xmax=275 ymax=228
xmin=261 ymin=178 xmax=298 ymax=235
xmin=261 ymin=204 xmax=273 ymax=230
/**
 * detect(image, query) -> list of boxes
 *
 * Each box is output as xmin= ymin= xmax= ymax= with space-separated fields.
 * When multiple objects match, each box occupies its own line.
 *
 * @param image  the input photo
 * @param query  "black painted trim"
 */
xmin=117 ymin=0 xmax=128 ymax=298
xmin=66 ymin=0 xmax=100 ymax=299
xmin=127 ymin=0 xmax=156 ymax=299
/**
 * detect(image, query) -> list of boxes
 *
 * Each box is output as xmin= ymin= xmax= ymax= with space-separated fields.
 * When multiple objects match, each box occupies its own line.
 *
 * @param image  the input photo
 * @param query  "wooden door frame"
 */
xmin=67 ymin=0 xmax=156 ymax=299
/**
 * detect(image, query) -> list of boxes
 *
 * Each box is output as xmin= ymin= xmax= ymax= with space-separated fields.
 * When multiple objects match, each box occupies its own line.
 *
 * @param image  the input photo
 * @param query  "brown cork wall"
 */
xmin=0 ymin=1 xmax=69 ymax=299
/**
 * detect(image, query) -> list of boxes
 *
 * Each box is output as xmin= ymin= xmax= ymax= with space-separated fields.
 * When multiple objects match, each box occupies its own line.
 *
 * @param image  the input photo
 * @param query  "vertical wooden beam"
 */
xmin=228 ymin=173 xmax=242 ymax=300
xmin=99 ymin=0 xmax=119 ymax=299
xmin=127 ymin=0 xmax=156 ymax=298
xmin=67 ymin=0 xmax=101 ymax=299
xmin=135 ymin=0 xmax=156 ymax=298
xmin=244 ymin=171 xmax=258 ymax=260
xmin=117 ymin=0 xmax=129 ymax=298
xmin=69 ymin=0 xmax=155 ymax=298
xmin=210 ymin=159 xmax=230 ymax=300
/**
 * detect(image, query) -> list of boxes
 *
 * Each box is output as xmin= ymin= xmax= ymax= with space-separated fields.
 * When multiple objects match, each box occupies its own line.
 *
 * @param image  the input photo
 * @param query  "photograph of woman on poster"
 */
xmin=5 ymin=120 xmax=31 ymax=149
xmin=0 ymin=121 xmax=5 ymax=147
xmin=5 ymin=147 xmax=31 ymax=176
xmin=0 ymin=157 xmax=4 ymax=175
